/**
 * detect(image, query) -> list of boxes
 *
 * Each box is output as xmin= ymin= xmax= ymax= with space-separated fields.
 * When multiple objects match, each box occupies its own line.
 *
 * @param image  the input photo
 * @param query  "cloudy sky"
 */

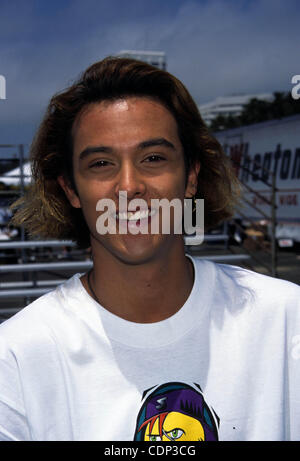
xmin=0 ymin=0 xmax=299 ymax=152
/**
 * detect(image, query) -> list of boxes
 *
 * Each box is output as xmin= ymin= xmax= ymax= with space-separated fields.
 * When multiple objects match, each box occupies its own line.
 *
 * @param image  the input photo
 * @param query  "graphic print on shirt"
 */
xmin=133 ymin=382 xmax=219 ymax=441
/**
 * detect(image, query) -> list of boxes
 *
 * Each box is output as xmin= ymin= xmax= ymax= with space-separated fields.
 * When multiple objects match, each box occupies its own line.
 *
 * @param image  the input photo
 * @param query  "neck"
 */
xmin=82 ymin=238 xmax=194 ymax=323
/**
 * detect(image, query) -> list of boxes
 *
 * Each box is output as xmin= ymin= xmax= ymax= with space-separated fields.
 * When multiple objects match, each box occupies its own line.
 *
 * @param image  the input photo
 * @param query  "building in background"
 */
xmin=116 ymin=50 xmax=166 ymax=70
xmin=199 ymin=93 xmax=274 ymax=126
xmin=214 ymin=114 xmax=300 ymax=248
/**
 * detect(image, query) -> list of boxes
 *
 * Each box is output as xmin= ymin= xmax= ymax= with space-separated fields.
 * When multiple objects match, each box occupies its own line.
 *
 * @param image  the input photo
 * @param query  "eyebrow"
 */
xmin=78 ymin=137 xmax=176 ymax=160
xmin=138 ymin=137 xmax=175 ymax=150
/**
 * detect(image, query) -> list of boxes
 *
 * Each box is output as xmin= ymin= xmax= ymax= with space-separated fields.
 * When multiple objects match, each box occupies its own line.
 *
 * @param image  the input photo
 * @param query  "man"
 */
xmin=0 ymin=57 xmax=299 ymax=441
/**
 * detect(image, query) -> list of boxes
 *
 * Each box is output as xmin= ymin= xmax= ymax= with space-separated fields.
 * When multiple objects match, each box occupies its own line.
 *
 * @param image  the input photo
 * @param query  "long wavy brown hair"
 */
xmin=11 ymin=57 xmax=240 ymax=248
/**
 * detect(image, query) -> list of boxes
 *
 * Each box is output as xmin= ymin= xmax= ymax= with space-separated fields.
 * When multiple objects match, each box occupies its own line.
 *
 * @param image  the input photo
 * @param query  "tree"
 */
xmin=210 ymin=92 xmax=300 ymax=131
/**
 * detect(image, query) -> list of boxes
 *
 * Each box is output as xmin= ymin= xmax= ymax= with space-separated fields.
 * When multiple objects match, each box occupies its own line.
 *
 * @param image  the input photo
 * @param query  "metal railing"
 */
xmin=229 ymin=155 xmax=278 ymax=277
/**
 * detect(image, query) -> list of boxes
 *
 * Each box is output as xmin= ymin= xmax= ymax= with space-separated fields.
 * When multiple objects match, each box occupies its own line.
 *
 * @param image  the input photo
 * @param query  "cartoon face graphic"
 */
xmin=141 ymin=411 xmax=205 ymax=441
xmin=134 ymin=382 xmax=219 ymax=441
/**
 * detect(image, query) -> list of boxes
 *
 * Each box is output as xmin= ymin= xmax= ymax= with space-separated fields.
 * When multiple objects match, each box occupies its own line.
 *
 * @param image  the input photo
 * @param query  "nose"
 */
xmin=114 ymin=160 xmax=146 ymax=200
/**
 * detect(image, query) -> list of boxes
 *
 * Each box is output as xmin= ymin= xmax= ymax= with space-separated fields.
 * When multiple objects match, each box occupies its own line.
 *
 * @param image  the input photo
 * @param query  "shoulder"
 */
xmin=191 ymin=256 xmax=300 ymax=317
xmin=217 ymin=260 xmax=299 ymax=299
xmin=0 ymin=273 xmax=84 ymax=348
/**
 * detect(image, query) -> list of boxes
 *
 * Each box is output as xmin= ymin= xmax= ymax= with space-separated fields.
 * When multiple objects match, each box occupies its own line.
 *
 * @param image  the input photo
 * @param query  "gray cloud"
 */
xmin=0 ymin=0 xmax=299 ymax=146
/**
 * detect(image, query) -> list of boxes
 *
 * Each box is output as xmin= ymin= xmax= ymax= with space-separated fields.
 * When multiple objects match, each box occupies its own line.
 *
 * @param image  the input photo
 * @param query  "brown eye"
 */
xmin=89 ymin=160 xmax=111 ymax=168
xmin=145 ymin=155 xmax=165 ymax=162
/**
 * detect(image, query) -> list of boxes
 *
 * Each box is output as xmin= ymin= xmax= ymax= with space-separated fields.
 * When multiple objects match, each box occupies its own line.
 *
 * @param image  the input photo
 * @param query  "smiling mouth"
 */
xmin=113 ymin=208 xmax=156 ymax=222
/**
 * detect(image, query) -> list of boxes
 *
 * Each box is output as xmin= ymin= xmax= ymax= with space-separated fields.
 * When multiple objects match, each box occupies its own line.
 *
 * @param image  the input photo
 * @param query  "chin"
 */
xmin=92 ymin=232 xmax=172 ymax=266
xmin=113 ymin=239 xmax=165 ymax=266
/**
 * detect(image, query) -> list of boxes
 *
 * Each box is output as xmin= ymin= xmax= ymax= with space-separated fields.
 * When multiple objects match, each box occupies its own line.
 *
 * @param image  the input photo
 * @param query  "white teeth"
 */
xmin=114 ymin=209 xmax=155 ymax=221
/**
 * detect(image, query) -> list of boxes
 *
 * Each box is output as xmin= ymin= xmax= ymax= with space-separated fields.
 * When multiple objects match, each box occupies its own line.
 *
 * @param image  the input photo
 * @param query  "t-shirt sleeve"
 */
xmin=287 ymin=285 xmax=300 ymax=440
xmin=0 ymin=336 xmax=31 ymax=441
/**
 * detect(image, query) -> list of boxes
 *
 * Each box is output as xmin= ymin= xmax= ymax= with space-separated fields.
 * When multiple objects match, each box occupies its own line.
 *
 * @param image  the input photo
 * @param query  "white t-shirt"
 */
xmin=0 ymin=256 xmax=299 ymax=441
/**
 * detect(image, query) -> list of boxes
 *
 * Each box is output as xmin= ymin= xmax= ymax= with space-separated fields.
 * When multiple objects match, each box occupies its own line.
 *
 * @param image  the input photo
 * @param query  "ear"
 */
xmin=57 ymin=175 xmax=81 ymax=209
xmin=185 ymin=161 xmax=201 ymax=198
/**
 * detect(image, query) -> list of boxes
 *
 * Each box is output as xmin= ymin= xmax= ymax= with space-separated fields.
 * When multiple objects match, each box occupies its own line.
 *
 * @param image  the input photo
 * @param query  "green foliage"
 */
xmin=210 ymin=92 xmax=300 ymax=132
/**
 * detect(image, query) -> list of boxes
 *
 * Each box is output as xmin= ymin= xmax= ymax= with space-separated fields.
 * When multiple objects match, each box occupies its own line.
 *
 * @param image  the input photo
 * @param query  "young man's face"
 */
xmin=60 ymin=97 xmax=199 ymax=264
